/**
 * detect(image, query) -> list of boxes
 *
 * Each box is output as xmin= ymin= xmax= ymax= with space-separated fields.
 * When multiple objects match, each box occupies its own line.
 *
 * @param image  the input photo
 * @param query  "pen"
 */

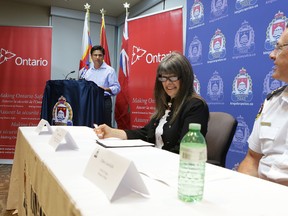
xmin=94 ymin=124 xmax=104 ymax=138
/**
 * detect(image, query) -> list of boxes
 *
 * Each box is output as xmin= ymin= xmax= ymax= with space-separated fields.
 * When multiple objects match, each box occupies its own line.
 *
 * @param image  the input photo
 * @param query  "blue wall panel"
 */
xmin=185 ymin=0 xmax=287 ymax=169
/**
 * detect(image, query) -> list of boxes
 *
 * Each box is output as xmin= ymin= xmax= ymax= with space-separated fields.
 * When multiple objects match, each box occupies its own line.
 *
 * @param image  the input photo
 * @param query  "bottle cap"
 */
xmin=189 ymin=123 xmax=201 ymax=130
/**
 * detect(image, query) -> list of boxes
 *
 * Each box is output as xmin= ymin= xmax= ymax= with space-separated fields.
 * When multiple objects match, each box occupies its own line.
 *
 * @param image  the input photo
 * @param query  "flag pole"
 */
xmin=115 ymin=2 xmax=131 ymax=129
xmin=79 ymin=3 xmax=92 ymax=78
xmin=100 ymin=8 xmax=111 ymax=66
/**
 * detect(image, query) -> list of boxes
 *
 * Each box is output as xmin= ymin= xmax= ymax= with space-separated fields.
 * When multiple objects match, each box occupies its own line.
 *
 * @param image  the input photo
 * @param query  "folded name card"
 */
xmin=84 ymin=147 xmax=149 ymax=201
xmin=48 ymin=127 xmax=78 ymax=151
xmin=35 ymin=119 xmax=53 ymax=134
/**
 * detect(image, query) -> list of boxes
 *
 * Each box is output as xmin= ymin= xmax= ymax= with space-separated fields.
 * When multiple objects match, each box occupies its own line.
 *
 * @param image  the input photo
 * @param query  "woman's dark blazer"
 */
xmin=125 ymin=97 xmax=209 ymax=154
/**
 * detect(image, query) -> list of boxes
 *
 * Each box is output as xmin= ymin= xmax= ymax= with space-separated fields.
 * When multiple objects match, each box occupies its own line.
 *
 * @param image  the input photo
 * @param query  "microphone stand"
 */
xmin=65 ymin=70 xmax=76 ymax=80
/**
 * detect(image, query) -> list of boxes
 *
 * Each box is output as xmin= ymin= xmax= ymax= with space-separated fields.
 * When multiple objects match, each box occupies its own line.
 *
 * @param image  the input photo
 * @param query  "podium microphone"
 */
xmin=65 ymin=70 xmax=75 ymax=80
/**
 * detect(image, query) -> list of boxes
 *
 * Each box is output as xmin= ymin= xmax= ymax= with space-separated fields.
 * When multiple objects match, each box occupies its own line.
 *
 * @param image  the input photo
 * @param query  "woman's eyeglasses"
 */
xmin=158 ymin=76 xmax=180 ymax=82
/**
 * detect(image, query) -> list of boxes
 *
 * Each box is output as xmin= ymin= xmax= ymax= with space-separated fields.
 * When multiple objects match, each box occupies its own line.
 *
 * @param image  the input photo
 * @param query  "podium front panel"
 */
xmin=40 ymin=79 xmax=104 ymax=127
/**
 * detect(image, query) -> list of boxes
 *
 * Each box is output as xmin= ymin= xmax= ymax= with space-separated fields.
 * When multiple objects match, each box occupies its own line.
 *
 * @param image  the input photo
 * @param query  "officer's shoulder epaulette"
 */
xmin=266 ymin=85 xmax=287 ymax=100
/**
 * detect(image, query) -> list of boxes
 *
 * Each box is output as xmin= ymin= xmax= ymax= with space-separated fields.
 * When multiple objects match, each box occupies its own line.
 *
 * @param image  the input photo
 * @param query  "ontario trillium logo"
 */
xmin=0 ymin=48 xmax=16 ymax=64
xmin=131 ymin=45 xmax=172 ymax=65
xmin=131 ymin=46 xmax=146 ymax=65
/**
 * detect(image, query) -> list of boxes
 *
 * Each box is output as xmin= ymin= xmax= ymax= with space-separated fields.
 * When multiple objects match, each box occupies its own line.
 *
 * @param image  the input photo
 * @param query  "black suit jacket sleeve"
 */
xmin=124 ymin=97 xmax=209 ymax=153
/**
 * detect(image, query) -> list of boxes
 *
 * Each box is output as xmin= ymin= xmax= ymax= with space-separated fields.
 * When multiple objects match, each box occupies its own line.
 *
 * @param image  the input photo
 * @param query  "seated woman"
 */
xmin=94 ymin=51 xmax=209 ymax=154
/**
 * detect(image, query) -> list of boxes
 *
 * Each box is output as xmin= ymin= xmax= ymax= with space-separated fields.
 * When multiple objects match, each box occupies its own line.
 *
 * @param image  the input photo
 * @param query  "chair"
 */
xmin=205 ymin=112 xmax=238 ymax=168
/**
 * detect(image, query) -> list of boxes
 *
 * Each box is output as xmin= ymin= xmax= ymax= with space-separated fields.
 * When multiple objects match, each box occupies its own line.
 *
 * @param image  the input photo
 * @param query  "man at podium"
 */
xmin=81 ymin=45 xmax=121 ymax=127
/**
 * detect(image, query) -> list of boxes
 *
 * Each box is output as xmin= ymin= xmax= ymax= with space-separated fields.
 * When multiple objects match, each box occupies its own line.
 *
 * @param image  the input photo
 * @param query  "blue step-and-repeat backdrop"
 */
xmin=185 ymin=0 xmax=287 ymax=170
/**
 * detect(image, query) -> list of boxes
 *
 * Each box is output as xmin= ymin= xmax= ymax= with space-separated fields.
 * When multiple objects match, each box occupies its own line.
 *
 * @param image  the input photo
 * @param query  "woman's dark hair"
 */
xmin=152 ymin=51 xmax=201 ymax=123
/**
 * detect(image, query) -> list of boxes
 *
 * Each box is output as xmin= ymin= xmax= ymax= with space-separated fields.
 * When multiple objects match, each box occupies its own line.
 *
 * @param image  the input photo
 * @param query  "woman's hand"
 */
xmin=94 ymin=124 xmax=127 ymax=140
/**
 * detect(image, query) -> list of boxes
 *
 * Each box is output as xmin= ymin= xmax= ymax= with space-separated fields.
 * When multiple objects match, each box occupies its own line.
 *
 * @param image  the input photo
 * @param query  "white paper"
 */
xmin=35 ymin=119 xmax=53 ymax=134
xmin=48 ymin=127 xmax=78 ymax=151
xmin=83 ymin=147 xmax=149 ymax=201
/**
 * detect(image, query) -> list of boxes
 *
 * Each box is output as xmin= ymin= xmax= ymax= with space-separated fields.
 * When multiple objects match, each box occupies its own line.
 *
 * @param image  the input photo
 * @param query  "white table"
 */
xmin=7 ymin=126 xmax=288 ymax=216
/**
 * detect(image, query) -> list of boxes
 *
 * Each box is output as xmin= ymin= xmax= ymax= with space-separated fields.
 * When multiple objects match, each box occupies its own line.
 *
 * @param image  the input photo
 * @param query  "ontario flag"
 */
xmin=79 ymin=5 xmax=92 ymax=78
xmin=100 ymin=14 xmax=111 ymax=66
xmin=115 ymin=13 xmax=130 ymax=129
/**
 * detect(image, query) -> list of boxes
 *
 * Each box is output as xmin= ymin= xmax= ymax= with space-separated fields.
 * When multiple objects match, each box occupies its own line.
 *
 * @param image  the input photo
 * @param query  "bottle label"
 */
xmin=180 ymin=146 xmax=207 ymax=162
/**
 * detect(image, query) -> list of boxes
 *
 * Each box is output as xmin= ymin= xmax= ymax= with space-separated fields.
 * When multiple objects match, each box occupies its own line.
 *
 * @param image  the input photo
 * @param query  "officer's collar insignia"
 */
xmin=266 ymin=85 xmax=287 ymax=100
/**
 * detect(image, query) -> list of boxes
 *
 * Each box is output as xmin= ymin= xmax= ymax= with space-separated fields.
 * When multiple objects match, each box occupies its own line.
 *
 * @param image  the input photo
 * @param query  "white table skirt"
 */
xmin=7 ymin=126 xmax=288 ymax=216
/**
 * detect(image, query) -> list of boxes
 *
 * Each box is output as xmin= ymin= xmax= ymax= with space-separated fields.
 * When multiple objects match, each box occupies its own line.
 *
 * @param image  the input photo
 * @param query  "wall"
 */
xmin=50 ymin=7 xmax=117 ymax=80
xmin=0 ymin=0 xmax=185 ymax=127
xmin=0 ymin=0 xmax=185 ymax=79
xmin=0 ymin=1 xmax=49 ymax=26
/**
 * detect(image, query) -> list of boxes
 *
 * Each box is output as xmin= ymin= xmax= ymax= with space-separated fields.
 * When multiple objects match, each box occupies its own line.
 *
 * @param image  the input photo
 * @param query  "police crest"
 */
xmin=264 ymin=11 xmax=288 ymax=51
xmin=262 ymin=70 xmax=286 ymax=100
xmin=233 ymin=20 xmax=255 ymax=55
xmin=193 ymin=75 xmax=201 ymax=95
xmin=189 ymin=0 xmax=204 ymax=27
xmin=210 ymin=0 xmax=228 ymax=18
xmin=230 ymin=115 xmax=249 ymax=154
xmin=188 ymin=36 xmax=202 ymax=63
xmin=52 ymin=96 xmax=73 ymax=126
xmin=207 ymin=71 xmax=224 ymax=101
xmin=231 ymin=68 xmax=253 ymax=102
xmin=208 ymin=29 xmax=226 ymax=60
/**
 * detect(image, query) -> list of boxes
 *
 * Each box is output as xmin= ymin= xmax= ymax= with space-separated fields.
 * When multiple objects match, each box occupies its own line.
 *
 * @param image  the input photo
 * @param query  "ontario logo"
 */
xmin=0 ymin=47 xmax=48 ymax=66
xmin=0 ymin=48 xmax=16 ymax=64
xmin=131 ymin=45 xmax=172 ymax=65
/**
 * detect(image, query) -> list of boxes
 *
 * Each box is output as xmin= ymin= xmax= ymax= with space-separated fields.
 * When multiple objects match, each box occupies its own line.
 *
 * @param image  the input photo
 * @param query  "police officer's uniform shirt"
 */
xmin=248 ymin=86 xmax=288 ymax=182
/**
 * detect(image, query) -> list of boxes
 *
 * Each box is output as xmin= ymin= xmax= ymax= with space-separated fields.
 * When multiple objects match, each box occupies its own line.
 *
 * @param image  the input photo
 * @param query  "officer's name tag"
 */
xmin=261 ymin=121 xmax=271 ymax=126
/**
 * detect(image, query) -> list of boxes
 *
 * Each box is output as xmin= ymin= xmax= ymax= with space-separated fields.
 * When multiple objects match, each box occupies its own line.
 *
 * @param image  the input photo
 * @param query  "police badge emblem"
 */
xmin=189 ymin=0 xmax=204 ymax=27
xmin=233 ymin=20 xmax=255 ymax=55
xmin=52 ymin=96 xmax=73 ymax=126
xmin=193 ymin=74 xmax=201 ymax=95
xmin=208 ymin=29 xmax=226 ymax=60
xmin=188 ymin=36 xmax=202 ymax=63
xmin=210 ymin=0 xmax=228 ymax=19
xmin=207 ymin=71 xmax=224 ymax=101
xmin=231 ymin=68 xmax=253 ymax=102
xmin=264 ymin=11 xmax=288 ymax=51
xmin=262 ymin=69 xmax=286 ymax=100
xmin=230 ymin=115 xmax=250 ymax=154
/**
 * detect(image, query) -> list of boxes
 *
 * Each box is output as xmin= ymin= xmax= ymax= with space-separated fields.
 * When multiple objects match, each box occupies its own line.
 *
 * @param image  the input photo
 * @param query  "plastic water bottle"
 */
xmin=178 ymin=123 xmax=207 ymax=202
